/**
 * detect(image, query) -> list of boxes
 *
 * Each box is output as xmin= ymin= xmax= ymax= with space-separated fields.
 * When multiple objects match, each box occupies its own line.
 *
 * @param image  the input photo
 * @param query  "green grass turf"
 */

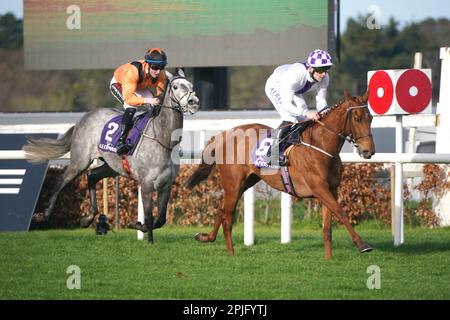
xmin=1 ymin=223 xmax=449 ymax=300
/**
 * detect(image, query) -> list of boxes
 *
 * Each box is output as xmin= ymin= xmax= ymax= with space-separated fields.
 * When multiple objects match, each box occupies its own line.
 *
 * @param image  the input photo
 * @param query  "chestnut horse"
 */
xmin=185 ymin=91 xmax=375 ymax=259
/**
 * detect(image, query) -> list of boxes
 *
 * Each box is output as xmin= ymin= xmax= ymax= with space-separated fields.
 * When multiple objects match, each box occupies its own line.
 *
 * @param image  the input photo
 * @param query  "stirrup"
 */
xmin=116 ymin=142 xmax=131 ymax=155
xmin=279 ymin=155 xmax=290 ymax=167
xmin=278 ymin=157 xmax=290 ymax=167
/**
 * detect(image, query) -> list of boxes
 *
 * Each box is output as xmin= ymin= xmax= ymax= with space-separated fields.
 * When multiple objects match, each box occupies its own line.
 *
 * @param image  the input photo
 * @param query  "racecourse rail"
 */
xmin=1 ymin=111 xmax=450 ymax=247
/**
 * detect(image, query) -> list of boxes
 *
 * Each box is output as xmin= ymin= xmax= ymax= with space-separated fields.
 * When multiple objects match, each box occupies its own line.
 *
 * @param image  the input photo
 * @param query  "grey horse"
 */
xmin=23 ymin=68 xmax=200 ymax=243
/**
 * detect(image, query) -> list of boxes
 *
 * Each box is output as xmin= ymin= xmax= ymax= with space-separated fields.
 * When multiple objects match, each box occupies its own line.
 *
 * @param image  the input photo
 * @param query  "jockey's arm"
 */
xmin=286 ymin=66 xmax=316 ymax=120
xmin=292 ymin=94 xmax=309 ymax=118
xmin=122 ymin=70 xmax=145 ymax=107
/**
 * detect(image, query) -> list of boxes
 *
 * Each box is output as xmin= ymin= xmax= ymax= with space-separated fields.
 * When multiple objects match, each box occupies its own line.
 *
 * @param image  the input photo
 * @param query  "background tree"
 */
xmin=0 ymin=12 xmax=22 ymax=50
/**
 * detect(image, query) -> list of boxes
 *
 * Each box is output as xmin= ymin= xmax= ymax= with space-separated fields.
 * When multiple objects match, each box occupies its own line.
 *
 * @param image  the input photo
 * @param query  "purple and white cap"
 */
xmin=306 ymin=49 xmax=333 ymax=68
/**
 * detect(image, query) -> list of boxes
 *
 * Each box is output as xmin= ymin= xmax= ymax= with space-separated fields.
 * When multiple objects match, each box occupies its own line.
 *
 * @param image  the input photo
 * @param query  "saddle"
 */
xmin=253 ymin=121 xmax=312 ymax=169
xmin=98 ymin=112 xmax=152 ymax=156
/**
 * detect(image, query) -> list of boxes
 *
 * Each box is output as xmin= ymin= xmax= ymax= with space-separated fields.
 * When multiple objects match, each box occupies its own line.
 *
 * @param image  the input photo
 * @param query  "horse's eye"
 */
xmin=173 ymin=85 xmax=178 ymax=90
xmin=354 ymin=116 xmax=361 ymax=122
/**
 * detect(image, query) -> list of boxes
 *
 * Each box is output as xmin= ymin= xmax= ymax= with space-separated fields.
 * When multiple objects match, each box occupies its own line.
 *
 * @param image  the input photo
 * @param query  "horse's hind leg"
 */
xmin=80 ymin=162 xmax=118 ymax=228
xmin=195 ymin=172 xmax=260 ymax=255
xmin=194 ymin=207 xmax=223 ymax=243
xmin=223 ymin=174 xmax=261 ymax=255
xmin=38 ymin=162 xmax=87 ymax=222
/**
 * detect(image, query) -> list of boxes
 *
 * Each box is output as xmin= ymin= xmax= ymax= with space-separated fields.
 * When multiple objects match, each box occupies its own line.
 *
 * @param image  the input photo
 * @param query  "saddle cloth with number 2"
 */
xmin=98 ymin=113 xmax=150 ymax=156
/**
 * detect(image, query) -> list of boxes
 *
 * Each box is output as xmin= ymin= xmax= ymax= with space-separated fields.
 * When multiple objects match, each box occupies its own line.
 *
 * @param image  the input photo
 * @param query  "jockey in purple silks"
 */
xmin=265 ymin=49 xmax=333 ymax=166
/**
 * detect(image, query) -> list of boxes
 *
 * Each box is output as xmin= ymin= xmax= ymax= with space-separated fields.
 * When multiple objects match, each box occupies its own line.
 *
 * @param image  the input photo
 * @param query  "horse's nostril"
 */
xmin=362 ymin=150 xmax=373 ymax=158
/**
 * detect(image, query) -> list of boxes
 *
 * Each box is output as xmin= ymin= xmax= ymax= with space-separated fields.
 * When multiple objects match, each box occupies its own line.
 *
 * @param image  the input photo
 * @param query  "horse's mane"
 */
xmin=318 ymin=92 xmax=368 ymax=122
xmin=318 ymin=97 xmax=349 ymax=121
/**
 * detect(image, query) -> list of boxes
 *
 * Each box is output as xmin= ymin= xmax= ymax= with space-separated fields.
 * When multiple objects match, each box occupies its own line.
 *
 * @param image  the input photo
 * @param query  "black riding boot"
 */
xmin=276 ymin=122 xmax=292 ymax=166
xmin=116 ymin=108 xmax=136 ymax=155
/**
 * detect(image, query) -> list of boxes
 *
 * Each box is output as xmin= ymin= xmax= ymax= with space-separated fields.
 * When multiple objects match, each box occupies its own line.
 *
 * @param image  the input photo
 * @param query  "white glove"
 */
xmin=305 ymin=110 xmax=320 ymax=120
xmin=143 ymin=97 xmax=160 ymax=106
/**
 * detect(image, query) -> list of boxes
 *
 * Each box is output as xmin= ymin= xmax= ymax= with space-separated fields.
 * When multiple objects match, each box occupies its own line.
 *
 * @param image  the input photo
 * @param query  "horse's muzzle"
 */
xmin=361 ymin=149 xmax=374 ymax=159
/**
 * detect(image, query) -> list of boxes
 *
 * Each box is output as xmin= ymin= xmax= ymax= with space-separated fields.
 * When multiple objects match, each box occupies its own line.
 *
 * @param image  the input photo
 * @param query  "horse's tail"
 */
xmin=185 ymin=136 xmax=217 ymax=189
xmin=23 ymin=126 xmax=75 ymax=164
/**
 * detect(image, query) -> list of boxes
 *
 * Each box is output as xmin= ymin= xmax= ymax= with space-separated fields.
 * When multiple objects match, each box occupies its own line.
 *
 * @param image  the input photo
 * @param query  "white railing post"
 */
xmin=434 ymin=47 xmax=450 ymax=226
xmin=137 ymin=186 xmax=144 ymax=240
xmin=394 ymin=115 xmax=404 ymax=246
xmin=199 ymin=130 xmax=206 ymax=149
xmin=280 ymin=192 xmax=292 ymax=244
xmin=244 ymin=187 xmax=255 ymax=246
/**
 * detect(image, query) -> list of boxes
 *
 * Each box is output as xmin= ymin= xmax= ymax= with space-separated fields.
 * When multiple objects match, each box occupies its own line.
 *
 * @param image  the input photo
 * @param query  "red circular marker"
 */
xmin=368 ymin=71 xmax=394 ymax=115
xmin=396 ymin=69 xmax=432 ymax=113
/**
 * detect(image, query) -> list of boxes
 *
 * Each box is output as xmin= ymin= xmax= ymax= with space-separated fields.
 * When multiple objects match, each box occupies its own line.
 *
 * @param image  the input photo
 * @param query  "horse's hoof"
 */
xmin=80 ymin=216 xmax=94 ymax=228
xmin=128 ymin=222 xmax=148 ymax=232
xmin=194 ymin=232 xmax=210 ymax=242
xmin=153 ymin=219 xmax=166 ymax=229
xmin=358 ymin=243 xmax=373 ymax=253
xmin=32 ymin=213 xmax=46 ymax=223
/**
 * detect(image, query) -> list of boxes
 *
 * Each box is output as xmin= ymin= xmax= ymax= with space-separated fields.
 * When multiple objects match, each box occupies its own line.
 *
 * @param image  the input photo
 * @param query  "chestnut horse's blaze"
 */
xmin=185 ymin=91 xmax=375 ymax=259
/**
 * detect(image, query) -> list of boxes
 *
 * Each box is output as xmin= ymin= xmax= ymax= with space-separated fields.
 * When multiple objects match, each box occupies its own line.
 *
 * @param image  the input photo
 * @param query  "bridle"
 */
xmin=141 ymin=75 xmax=197 ymax=152
xmin=295 ymin=104 xmax=372 ymax=158
xmin=160 ymin=76 xmax=196 ymax=114
xmin=316 ymin=104 xmax=372 ymax=149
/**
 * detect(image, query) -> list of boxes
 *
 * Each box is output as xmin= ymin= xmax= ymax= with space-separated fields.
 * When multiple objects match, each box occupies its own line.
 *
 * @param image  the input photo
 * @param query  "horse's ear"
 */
xmin=165 ymin=70 xmax=173 ymax=81
xmin=176 ymin=67 xmax=185 ymax=77
xmin=344 ymin=91 xmax=352 ymax=100
xmin=362 ymin=89 xmax=370 ymax=103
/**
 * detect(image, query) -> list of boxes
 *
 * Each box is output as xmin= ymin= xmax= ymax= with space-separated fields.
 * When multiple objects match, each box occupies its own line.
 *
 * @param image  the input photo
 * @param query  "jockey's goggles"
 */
xmin=313 ymin=66 xmax=332 ymax=74
xmin=149 ymin=64 xmax=165 ymax=71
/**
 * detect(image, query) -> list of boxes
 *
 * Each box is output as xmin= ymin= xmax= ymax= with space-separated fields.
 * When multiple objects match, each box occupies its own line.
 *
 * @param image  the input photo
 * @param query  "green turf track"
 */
xmin=1 ymin=224 xmax=449 ymax=300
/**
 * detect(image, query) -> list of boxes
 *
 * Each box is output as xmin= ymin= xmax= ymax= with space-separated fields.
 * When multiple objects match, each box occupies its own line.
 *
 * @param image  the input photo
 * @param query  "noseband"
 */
xmin=342 ymin=105 xmax=373 ymax=148
xmin=163 ymin=76 xmax=196 ymax=113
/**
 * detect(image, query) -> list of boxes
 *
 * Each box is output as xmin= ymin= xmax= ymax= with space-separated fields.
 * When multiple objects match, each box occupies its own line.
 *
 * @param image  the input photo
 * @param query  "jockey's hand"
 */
xmin=305 ymin=110 xmax=320 ymax=121
xmin=144 ymin=97 xmax=160 ymax=106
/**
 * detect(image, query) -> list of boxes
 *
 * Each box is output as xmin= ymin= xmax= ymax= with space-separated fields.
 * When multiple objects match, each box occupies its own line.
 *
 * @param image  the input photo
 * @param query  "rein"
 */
xmin=316 ymin=104 xmax=371 ymax=146
xmin=298 ymin=104 xmax=371 ymax=158
xmin=141 ymin=75 xmax=194 ymax=151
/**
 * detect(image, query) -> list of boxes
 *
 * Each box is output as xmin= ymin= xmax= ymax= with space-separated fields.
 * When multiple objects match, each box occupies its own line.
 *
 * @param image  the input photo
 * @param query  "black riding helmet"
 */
xmin=144 ymin=48 xmax=167 ymax=67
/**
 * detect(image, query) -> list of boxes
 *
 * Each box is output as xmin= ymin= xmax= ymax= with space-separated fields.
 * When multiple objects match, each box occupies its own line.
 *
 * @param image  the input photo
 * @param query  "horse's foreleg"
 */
xmin=81 ymin=163 xmax=118 ymax=228
xmin=153 ymin=183 xmax=171 ymax=229
xmin=312 ymin=183 xmax=372 ymax=253
xmin=322 ymin=206 xmax=332 ymax=260
xmin=140 ymin=184 xmax=155 ymax=244
xmin=322 ymin=187 xmax=338 ymax=260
